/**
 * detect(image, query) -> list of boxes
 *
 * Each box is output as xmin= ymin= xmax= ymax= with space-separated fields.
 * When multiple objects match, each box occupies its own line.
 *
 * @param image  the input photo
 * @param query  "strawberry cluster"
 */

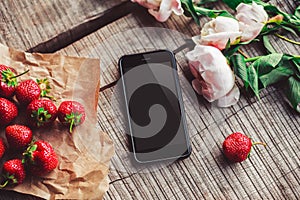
xmin=0 ymin=64 xmax=86 ymax=188
xmin=0 ymin=125 xmax=58 ymax=187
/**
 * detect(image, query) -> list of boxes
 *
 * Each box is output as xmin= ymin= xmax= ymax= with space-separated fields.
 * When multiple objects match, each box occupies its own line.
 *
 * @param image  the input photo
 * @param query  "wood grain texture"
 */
xmin=0 ymin=0 xmax=299 ymax=199
xmin=0 ymin=0 xmax=127 ymax=51
xmin=58 ymin=1 xmax=300 ymax=199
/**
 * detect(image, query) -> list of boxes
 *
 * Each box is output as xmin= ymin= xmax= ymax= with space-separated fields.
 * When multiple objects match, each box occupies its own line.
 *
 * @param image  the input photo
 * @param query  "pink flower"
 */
xmin=131 ymin=0 xmax=183 ymax=22
xmin=186 ymin=45 xmax=240 ymax=107
xmin=193 ymin=16 xmax=242 ymax=50
xmin=236 ymin=2 xmax=268 ymax=42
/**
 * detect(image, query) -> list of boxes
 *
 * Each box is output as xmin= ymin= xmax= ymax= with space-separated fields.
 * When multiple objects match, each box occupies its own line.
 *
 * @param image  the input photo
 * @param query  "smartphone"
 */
xmin=119 ymin=49 xmax=191 ymax=163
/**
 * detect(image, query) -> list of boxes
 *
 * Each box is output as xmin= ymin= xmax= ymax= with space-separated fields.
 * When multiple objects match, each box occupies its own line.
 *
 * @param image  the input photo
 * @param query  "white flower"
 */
xmin=194 ymin=16 xmax=242 ymax=50
xmin=186 ymin=45 xmax=240 ymax=107
xmin=236 ymin=2 xmax=268 ymax=42
xmin=131 ymin=0 xmax=183 ymax=22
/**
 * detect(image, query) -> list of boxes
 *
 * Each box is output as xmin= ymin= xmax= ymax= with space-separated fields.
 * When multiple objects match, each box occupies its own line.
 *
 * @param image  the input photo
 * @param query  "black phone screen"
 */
xmin=119 ymin=50 xmax=191 ymax=163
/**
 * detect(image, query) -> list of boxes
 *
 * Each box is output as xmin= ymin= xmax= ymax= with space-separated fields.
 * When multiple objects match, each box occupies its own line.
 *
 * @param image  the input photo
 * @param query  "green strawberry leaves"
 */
xmin=31 ymin=107 xmax=52 ymax=127
xmin=1 ymin=69 xmax=17 ymax=87
xmin=22 ymin=143 xmax=37 ymax=164
xmin=37 ymin=78 xmax=56 ymax=101
xmin=1 ymin=69 xmax=29 ymax=87
xmin=65 ymin=112 xmax=83 ymax=133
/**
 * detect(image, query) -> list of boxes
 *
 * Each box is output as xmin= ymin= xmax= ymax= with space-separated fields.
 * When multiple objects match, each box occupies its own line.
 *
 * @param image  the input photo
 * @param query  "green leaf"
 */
xmin=231 ymin=54 xmax=249 ymax=88
xmin=181 ymin=0 xmax=200 ymax=25
xmin=223 ymin=44 xmax=241 ymax=59
xmin=256 ymin=53 xmax=283 ymax=73
xmin=244 ymin=53 xmax=284 ymax=96
xmin=217 ymin=11 xmax=235 ymax=18
xmin=295 ymin=6 xmax=300 ymax=19
xmin=194 ymin=0 xmax=218 ymax=5
xmin=262 ymin=3 xmax=300 ymax=34
xmin=259 ymin=65 xmax=294 ymax=88
xmin=281 ymin=23 xmax=299 ymax=37
xmin=284 ymin=76 xmax=300 ymax=112
xmin=247 ymin=62 xmax=260 ymax=96
xmin=222 ymin=0 xmax=261 ymax=10
xmin=193 ymin=6 xmax=234 ymax=19
xmin=292 ymin=57 xmax=300 ymax=79
xmin=260 ymin=24 xmax=280 ymax=35
xmin=262 ymin=35 xmax=276 ymax=54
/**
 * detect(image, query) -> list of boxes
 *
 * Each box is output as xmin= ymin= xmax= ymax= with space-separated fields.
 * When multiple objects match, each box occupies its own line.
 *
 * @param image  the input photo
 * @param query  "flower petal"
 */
xmin=216 ymin=85 xmax=240 ymax=107
xmin=186 ymin=45 xmax=236 ymax=104
xmin=236 ymin=2 xmax=268 ymax=42
xmin=199 ymin=16 xmax=242 ymax=50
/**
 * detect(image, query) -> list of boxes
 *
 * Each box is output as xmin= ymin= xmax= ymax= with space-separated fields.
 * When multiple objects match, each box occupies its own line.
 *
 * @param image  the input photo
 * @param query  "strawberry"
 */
xmin=223 ymin=132 xmax=266 ymax=163
xmin=5 ymin=125 xmax=32 ymax=150
xmin=0 ymin=159 xmax=26 ymax=187
xmin=57 ymin=101 xmax=85 ymax=133
xmin=23 ymin=140 xmax=58 ymax=176
xmin=0 ymin=64 xmax=17 ymax=98
xmin=0 ymin=64 xmax=29 ymax=98
xmin=0 ymin=138 xmax=6 ymax=159
xmin=15 ymin=79 xmax=41 ymax=105
xmin=36 ymin=78 xmax=56 ymax=100
xmin=0 ymin=97 xmax=18 ymax=126
xmin=26 ymin=99 xmax=57 ymax=128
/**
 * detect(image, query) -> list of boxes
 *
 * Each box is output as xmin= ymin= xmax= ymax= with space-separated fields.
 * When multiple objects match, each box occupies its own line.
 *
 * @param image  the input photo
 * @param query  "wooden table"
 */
xmin=0 ymin=0 xmax=299 ymax=199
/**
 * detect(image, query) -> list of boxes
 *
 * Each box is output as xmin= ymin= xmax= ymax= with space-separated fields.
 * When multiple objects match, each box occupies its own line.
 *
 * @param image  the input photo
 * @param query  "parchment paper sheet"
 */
xmin=0 ymin=43 xmax=115 ymax=199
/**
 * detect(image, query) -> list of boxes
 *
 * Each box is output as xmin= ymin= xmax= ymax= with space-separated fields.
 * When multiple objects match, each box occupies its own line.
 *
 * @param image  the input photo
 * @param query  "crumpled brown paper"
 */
xmin=0 ymin=43 xmax=115 ymax=199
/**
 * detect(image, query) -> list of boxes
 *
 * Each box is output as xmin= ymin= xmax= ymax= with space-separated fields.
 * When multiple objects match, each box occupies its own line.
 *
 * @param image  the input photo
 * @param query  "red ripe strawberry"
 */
xmin=5 ymin=125 xmax=32 ymax=150
xmin=58 ymin=101 xmax=85 ymax=133
xmin=0 ymin=159 xmax=26 ymax=187
xmin=26 ymin=99 xmax=57 ymax=128
xmin=0 ymin=138 xmax=6 ymax=159
xmin=223 ymin=132 xmax=266 ymax=163
xmin=0 ymin=64 xmax=17 ymax=98
xmin=0 ymin=64 xmax=29 ymax=98
xmin=23 ymin=140 xmax=58 ymax=176
xmin=0 ymin=97 xmax=18 ymax=126
xmin=15 ymin=79 xmax=41 ymax=105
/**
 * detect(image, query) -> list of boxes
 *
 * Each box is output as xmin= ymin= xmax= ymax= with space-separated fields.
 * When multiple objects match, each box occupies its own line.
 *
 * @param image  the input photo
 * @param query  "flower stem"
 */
xmin=245 ymin=56 xmax=261 ymax=62
xmin=193 ymin=6 xmax=222 ymax=16
xmin=274 ymin=33 xmax=300 ymax=45
xmin=0 ymin=180 xmax=9 ymax=188
xmin=238 ymin=49 xmax=250 ymax=59
xmin=194 ymin=6 xmax=212 ymax=13
xmin=11 ymin=69 xmax=30 ymax=79
xmin=252 ymin=142 xmax=267 ymax=147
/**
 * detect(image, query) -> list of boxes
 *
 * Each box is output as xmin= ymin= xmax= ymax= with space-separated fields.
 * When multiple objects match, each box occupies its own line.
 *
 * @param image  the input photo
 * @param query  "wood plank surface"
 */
xmin=0 ymin=0 xmax=128 ymax=51
xmin=0 ymin=0 xmax=299 ymax=199
xmin=57 ymin=1 xmax=300 ymax=199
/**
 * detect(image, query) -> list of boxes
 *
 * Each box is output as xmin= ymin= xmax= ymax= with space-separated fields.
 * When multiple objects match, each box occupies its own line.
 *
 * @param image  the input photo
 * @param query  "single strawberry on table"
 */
xmin=23 ymin=140 xmax=58 ymax=176
xmin=15 ymin=79 xmax=41 ymax=105
xmin=0 ymin=97 xmax=18 ymax=126
xmin=0 ymin=138 xmax=6 ymax=159
xmin=26 ymin=99 xmax=57 ymax=128
xmin=0 ymin=159 xmax=26 ymax=188
xmin=58 ymin=101 xmax=86 ymax=133
xmin=223 ymin=132 xmax=266 ymax=163
xmin=5 ymin=125 xmax=33 ymax=151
